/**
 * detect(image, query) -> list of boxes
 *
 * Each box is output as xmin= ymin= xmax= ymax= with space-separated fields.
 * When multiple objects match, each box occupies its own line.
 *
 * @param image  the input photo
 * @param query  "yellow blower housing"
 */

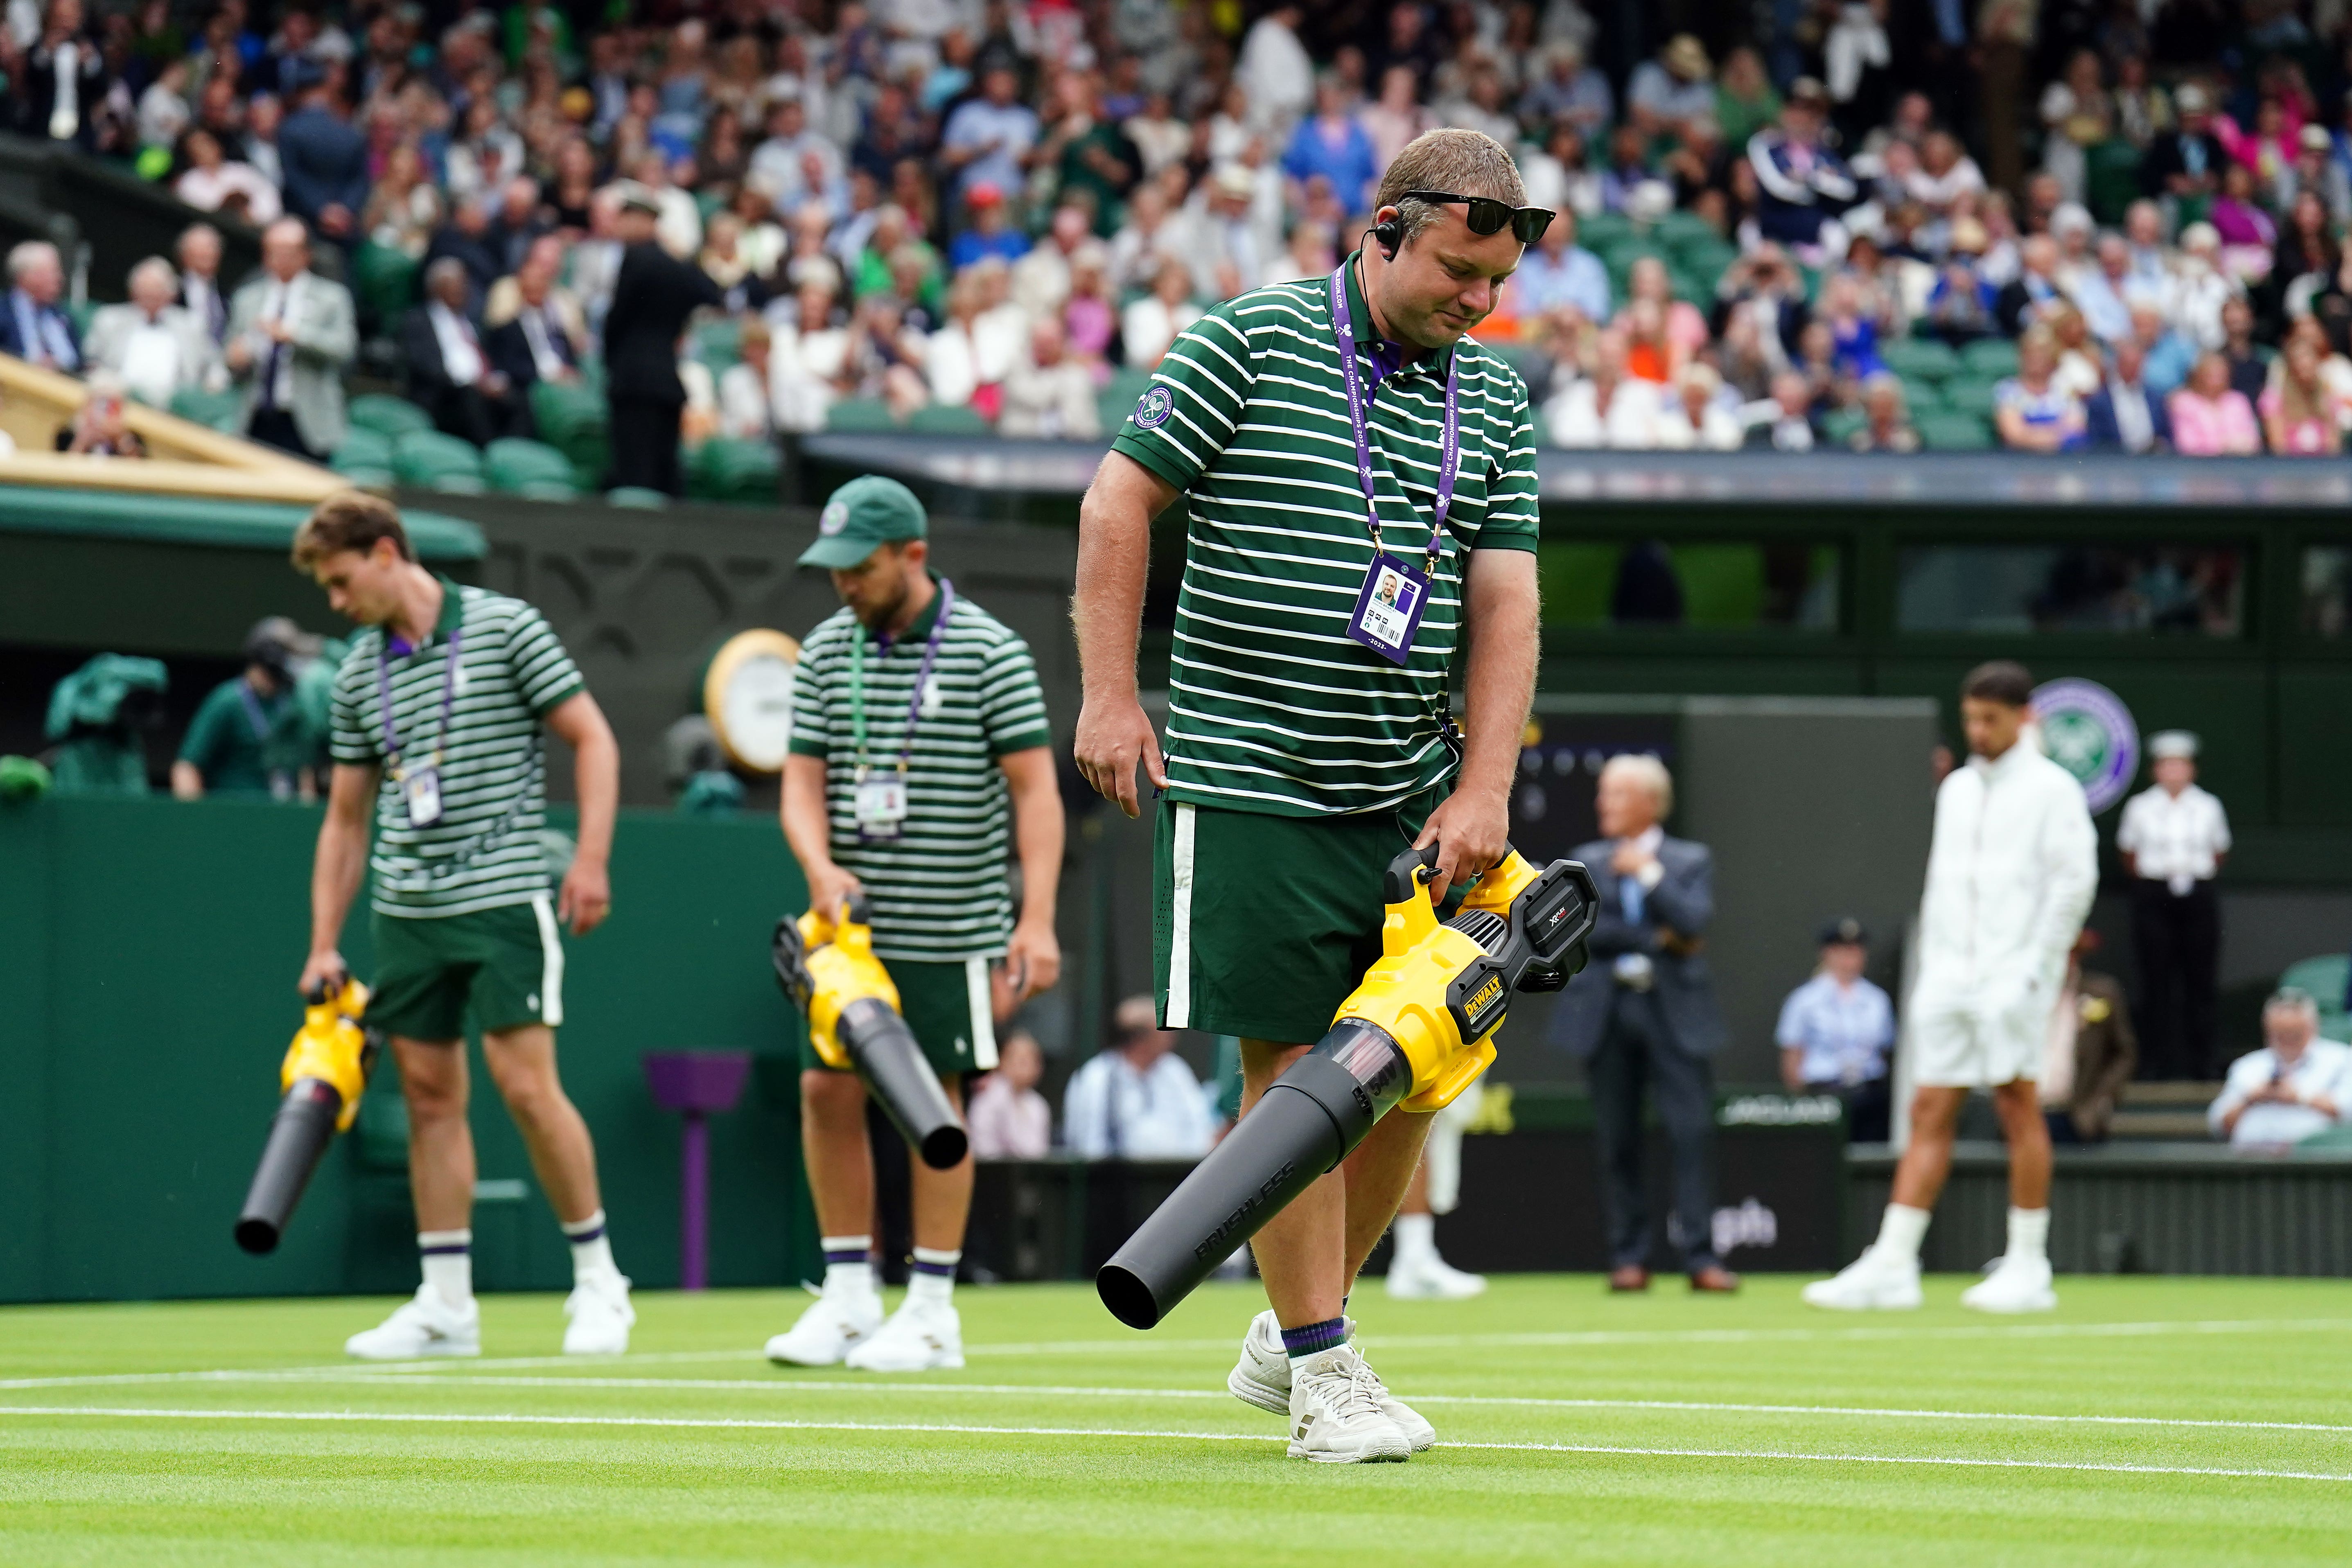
xmin=1097 ymin=844 xmax=1598 ymax=1329
xmin=772 ymin=895 xmax=969 ymax=1169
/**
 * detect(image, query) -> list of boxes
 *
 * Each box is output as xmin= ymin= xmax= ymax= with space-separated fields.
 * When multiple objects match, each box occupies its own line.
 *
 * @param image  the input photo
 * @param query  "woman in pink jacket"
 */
xmin=2169 ymin=353 xmax=2263 ymax=456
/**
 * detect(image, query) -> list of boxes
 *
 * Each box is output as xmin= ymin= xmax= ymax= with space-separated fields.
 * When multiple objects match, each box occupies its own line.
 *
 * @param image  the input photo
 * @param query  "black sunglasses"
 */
xmin=1400 ymin=190 xmax=1556 ymax=243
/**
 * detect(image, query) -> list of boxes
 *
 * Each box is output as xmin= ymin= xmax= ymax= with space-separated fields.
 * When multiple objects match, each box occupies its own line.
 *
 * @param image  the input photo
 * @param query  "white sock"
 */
xmin=418 ymin=1230 xmax=473 ymax=1309
xmin=1392 ymin=1213 xmax=1436 ymax=1269
xmin=907 ymin=1246 xmax=959 ymax=1307
xmin=561 ymin=1209 xmax=619 ymax=1285
xmin=1873 ymin=1203 xmax=1931 ymax=1265
xmin=2007 ymin=1207 xmax=2050 ymax=1265
xmin=822 ymin=1234 xmax=875 ymax=1297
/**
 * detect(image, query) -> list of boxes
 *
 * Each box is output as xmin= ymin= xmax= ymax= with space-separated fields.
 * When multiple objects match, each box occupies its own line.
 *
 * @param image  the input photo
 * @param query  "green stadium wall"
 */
xmin=0 ymin=794 xmax=818 ymax=1304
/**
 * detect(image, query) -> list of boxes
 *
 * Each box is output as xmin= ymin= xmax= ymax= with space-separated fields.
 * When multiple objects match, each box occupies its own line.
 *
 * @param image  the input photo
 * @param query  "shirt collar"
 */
xmin=870 ymin=571 xmax=944 ymax=645
xmin=1340 ymin=249 xmax=1455 ymax=377
xmin=386 ymin=576 xmax=466 ymax=657
xmin=1626 ymin=823 xmax=1664 ymax=855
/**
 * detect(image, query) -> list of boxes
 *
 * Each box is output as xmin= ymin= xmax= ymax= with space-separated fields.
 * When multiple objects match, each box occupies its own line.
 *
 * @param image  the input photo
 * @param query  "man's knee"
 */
xmin=1908 ymin=1086 xmax=1966 ymax=1135
xmin=801 ymin=1068 xmax=865 ymax=1123
xmin=483 ymin=1029 xmax=569 ymax=1124
xmin=395 ymin=1041 xmax=467 ymax=1124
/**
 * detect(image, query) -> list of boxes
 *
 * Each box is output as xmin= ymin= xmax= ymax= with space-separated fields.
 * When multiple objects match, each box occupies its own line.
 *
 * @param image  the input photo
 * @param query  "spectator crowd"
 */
xmin=9 ymin=0 xmax=2352 ymax=492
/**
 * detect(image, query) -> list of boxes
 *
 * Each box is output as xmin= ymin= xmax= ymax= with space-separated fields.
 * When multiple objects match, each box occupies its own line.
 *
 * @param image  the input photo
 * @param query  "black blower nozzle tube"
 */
xmin=234 ymin=1078 xmax=344 ymax=1255
xmin=839 ymin=996 xmax=969 ymax=1169
xmin=1097 ymin=1020 xmax=1411 ymax=1330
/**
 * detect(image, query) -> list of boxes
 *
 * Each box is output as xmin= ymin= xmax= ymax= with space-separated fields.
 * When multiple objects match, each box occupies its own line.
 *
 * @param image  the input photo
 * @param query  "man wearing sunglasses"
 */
xmin=1071 ymin=129 xmax=1546 ymax=1463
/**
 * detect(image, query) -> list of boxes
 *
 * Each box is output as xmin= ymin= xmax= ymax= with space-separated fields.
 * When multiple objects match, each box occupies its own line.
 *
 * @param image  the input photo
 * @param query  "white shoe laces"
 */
xmin=1333 ymin=1354 xmax=1388 ymax=1422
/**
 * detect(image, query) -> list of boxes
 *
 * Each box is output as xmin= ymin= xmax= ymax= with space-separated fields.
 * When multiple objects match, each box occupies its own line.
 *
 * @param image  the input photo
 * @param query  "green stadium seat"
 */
xmin=1940 ymin=378 xmax=2001 ymax=418
xmin=605 ymin=485 xmax=670 ymax=508
xmin=1962 ymin=338 xmax=2020 ymax=377
xmin=1918 ymin=412 xmax=1995 ymax=451
xmin=1577 ymin=212 xmax=1633 ymax=251
xmin=690 ymin=436 xmax=781 ymax=504
xmin=333 ymin=465 xmax=395 ymax=489
xmin=907 ymin=403 xmax=991 ymax=435
xmin=1820 ymin=406 xmax=1869 ymax=445
xmin=351 ymin=241 xmax=420 ymax=326
xmin=825 ymin=397 xmax=899 ymax=431
xmin=391 ymin=428 xmax=488 ymax=491
xmin=1102 ymin=367 xmax=1155 ymax=407
xmin=2084 ymin=138 xmax=2146 ymax=226
xmin=1897 ymin=376 xmax=1946 ymax=415
xmin=690 ymin=317 xmax=741 ymax=370
xmin=484 ymin=437 xmax=580 ymax=497
xmin=529 ymin=379 xmax=609 ymax=476
xmin=349 ymin=393 xmax=434 ymax=438
xmin=2278 ymin=954 xmax=2351 ymax=1041
xmin=168 ymin=385 xmax=244 ymax=430
xmin=1653 ymin=210 xmax=1719 ymax=252
xmin=332 ymin=427 xmax=394 ymax=473
xmin=1880 ymin=338 xmax=1959 ymax=383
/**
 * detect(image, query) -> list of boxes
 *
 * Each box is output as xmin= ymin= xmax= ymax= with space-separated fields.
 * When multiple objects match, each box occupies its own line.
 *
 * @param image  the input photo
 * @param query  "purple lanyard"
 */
xmin=377 ymin=625 xmax=463 ymax=767
xmin=850 ymin=578 xmax=955 ymax=775
xmin=1328 ymin=265 xmax=1459 ymax=575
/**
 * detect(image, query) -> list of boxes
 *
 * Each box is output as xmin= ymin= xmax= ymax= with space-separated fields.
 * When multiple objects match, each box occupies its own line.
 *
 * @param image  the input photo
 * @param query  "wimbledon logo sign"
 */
xmin=2030 ymin=676 xmax=2140 ymax=813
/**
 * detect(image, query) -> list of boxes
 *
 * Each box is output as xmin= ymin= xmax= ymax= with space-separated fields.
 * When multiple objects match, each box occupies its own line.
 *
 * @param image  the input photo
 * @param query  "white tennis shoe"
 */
xmin=1229 ymin=1310 xmax=1434 ymax=1451
xmin=765 ymin=1288 xmax=883 ymax=1366
xmin=845 ymin=1297 xmax=964 ymax=1371
xmin=344 ymin=1285 xmax=481 ymax=1360
xmin=1384 ymin=1254 xmax=1488 ymax=1300
xmin=1287 ymin=1345 xmax=1412 ymax=1463
xmin=1801 ymin=1248 xmax=1924 ymax=1311
xmin=562 ymin=1272 xmax=635 ymax=1354
xmin=1961 ymin=1254 xmax=2058 ymax=1313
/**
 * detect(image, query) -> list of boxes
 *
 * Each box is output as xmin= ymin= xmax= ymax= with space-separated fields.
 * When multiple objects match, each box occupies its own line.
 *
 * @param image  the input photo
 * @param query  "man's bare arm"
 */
xmin=300 ymin=762 xmax=379 ymax=995
xmin=1070 ymin=449 xmax=1179 ymax=818
xmin=998 ymin=745 xmax=1065 ymax=1000
xmin=546 ymin=691 xmax=618 ymax=934
xmin=1413 ymin=548 xmax=1539 ymax=899
xmin=781 ymin=752 xmax=860 ymax=920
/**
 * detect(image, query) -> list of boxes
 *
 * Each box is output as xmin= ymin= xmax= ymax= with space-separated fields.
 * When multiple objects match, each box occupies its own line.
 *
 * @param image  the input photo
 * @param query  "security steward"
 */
xmin=1071 ymin=128 xmax=1547 ymax=1463
xmin=765 ymin=475 xmax=1063 ymax=1374
xmin=173 ymin=617 xmax=309 ymax=800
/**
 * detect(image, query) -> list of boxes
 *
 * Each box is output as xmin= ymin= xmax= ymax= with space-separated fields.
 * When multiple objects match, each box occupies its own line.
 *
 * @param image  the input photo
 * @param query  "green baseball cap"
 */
xmin=798 ymin=475 xmax=928 ymax=569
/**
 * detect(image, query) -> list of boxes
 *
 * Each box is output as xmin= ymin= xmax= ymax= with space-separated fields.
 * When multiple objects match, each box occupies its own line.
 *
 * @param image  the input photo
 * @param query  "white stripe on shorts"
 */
xmin=1166 ymin=804 xmax=1197 ymax=1029
xmin=529 ymin=894 xmax=565 ymax=1028
xmin=966 ymin=957 xmax=998 ymax=1069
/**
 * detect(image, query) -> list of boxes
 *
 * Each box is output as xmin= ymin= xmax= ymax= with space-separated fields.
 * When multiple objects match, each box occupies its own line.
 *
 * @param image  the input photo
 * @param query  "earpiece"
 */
xmin=1370 ymin=218 xmax=1402 ymax=260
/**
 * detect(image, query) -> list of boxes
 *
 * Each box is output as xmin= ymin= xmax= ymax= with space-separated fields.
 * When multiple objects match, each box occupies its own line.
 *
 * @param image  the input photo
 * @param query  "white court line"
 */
xmin=20 ymin=1372 xmax=2347 ymax=1438
xmin=1 ymin=1406 xmax=2345 ymax=1484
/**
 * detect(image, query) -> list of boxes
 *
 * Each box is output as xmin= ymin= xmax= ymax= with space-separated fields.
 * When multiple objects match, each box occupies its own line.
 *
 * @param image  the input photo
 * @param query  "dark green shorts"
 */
xmin=797 ymin=956 xmax=998 ymax=1077
xmin=1153 ymin=792 xmax=1434 ymax=1044
xmin=366 ymin=899 xmax=564 ymax=1042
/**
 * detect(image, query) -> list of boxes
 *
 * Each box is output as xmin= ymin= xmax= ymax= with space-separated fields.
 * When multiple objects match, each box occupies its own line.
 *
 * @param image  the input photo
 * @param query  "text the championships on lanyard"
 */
xmin=847 ymin=579 xmax=955 ymax=841
xmin=378 ymin=625 xmax=463 ymax=829
xmin=1327 ymin=266 xmax=1459 ymax=672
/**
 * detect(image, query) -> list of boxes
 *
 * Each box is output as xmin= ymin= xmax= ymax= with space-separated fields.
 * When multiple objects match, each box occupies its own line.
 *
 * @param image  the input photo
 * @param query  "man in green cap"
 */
xmin=765 ymin=475 xmax=1063 ymax=1372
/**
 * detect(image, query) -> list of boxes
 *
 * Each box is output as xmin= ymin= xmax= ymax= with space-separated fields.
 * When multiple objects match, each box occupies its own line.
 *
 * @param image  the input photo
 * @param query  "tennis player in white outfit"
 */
xmin=1806 ymin=661 xmax=2097 ymax=1313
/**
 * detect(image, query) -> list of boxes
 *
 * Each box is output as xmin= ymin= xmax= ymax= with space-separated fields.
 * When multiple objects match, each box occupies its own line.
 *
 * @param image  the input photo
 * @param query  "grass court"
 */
xmin=3 ymin=1275 xmax=2349 ymax=1565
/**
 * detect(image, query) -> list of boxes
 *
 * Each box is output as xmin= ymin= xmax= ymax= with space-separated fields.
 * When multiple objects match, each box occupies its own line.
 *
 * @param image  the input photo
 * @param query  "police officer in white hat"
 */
xmin=2115 ymin=731 xmax=2231 ymax=1079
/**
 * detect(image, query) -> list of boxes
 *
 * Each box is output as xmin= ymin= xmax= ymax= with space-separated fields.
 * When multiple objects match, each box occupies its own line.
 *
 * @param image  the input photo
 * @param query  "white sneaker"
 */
xmin=345 ymin=1285 xmax=481 ymax=1360
xmin=1229 ymin=1311 xmax=1433 ymax=1451
xmin=1800 ymin=1248 xmax=1924 ymax=1311
xmin=844 ymin=1296 xmax=964 ymax=1372
xmin=1961 ymin=1254 xmax=2057 ymax=1314
xmin=765 ymin=1289 xmax=883 ymax=1367
xmin=562 ymin=1272 xmax=635 ymax=1354
xmin=1287 ymin=1345 xmax=1412 ymax=1463
xmin=1385 ymin=1253 xmax=1488 ymax=1300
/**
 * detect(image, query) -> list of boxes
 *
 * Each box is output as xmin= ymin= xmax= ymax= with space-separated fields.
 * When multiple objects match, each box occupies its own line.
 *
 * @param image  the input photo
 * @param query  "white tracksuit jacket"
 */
xmin=1913 ymin=739 xmax=2099 ymax=1027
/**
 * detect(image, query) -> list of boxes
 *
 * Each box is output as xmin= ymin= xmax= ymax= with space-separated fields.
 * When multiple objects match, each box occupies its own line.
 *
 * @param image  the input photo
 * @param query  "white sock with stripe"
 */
xmin=908 ymin=1246 xmax=959 ymax=1307
xmin=418 ymin=1230 xmax=473 ymax=1309
xmin=822 ymin=1234 xmax=875 ymax=1297
xmin=561 ymin=1209 xmax=619 ymax=1286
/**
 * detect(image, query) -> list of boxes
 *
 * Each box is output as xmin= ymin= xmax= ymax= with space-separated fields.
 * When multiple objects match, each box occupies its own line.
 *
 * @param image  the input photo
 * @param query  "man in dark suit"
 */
xmin=2082 ymin=338 xmax=2172 ymax=453
xmin=1547 ymin=754 xmax=1737 ymax=1293
xmin=402 ymin=257 xmax=529 ymax=446
xmin=275 ymin=63 xmax=368 ymax=246
xmin=487 ymin=243 xmax=582 ymax=396
xmin=0 ymin=239 xmax=81 ymax=371
xmin=601 ymin=183 xmax=722 ymax=495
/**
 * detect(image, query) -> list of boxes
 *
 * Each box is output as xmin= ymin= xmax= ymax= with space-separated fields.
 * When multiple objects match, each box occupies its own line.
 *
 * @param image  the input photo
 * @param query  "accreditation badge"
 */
xmin=1346 ymin=552 xmax=1430 ymax=666
xmin=403 ymin=762 xmax=445 ymax=828
xmin=854 ymin=768 xmax=909 ymax=840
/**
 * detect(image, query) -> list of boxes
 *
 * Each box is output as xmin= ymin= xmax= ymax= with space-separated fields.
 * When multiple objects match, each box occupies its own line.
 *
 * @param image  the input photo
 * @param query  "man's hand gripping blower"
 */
xmin=1096 ymin=846 xmax=1597 ymax=1329
xmin=235 ymin=979 xmax=379 ymax=1254
xmin=772 ymin=895 xmax=969 ymax=1169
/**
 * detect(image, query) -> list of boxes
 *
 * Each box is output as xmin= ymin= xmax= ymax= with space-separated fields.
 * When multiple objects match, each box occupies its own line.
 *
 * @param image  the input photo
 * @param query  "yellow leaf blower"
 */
xmin=772 ymin=894 xmax=970 ymax=1169
xmin=1096 ymin=845 xmax=1597 ymax=1329
xmin=235 ymin=978 xmax=379 ymax=1255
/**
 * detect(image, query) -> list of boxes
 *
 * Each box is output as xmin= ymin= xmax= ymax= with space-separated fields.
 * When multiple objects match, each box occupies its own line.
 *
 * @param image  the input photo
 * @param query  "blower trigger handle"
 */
xmin=1381 ymin=843 xmax=1442 ymax=905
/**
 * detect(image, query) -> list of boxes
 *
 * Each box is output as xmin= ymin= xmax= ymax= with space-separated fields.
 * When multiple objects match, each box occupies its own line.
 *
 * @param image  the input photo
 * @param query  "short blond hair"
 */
xmin=1599 ymin=753 xmax=1674 ymax=817
xmin=1375 ymin=129 xmax=1529 ymax=250
xmin=292 ymin=491 xmax=412 ymax=569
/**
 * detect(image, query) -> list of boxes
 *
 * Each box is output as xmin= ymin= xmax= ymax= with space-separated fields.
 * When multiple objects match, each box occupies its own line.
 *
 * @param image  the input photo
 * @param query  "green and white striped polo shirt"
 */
xmin=788 ymin=581 xmax=1053 ymax=962
xmin=329 ymin=579 xmax=585 ymax=918
xmin=1109 ymin=255 xmax=1541 ymax=817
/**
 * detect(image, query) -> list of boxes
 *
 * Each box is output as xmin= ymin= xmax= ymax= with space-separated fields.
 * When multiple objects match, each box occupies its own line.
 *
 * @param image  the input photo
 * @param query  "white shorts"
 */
xmin=1909 ymin=1004 xmax=2043 ymax=1089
